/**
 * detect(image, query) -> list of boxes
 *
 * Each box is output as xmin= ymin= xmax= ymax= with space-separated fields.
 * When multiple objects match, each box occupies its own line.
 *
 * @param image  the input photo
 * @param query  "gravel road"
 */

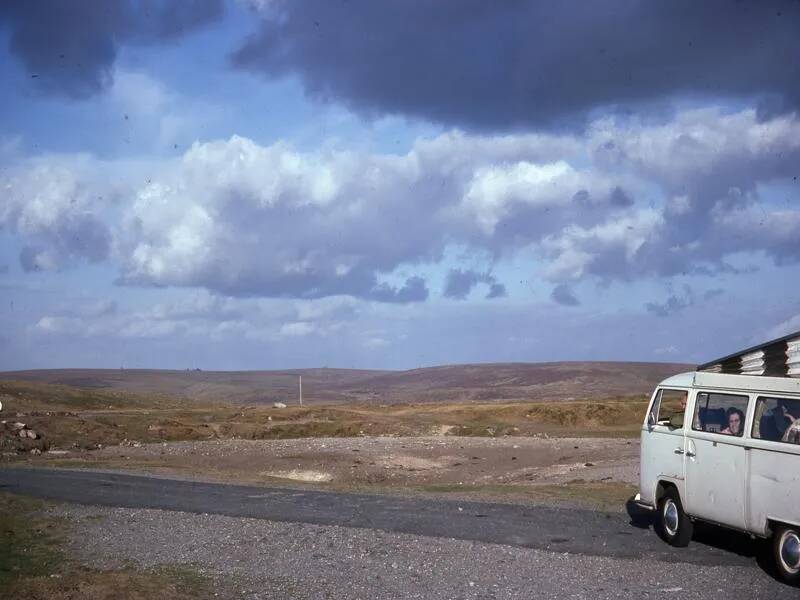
xmin=53 ymin=504 xmax=795 ymax=600
xmin=2 ymin=467 xmax=797 ymax=599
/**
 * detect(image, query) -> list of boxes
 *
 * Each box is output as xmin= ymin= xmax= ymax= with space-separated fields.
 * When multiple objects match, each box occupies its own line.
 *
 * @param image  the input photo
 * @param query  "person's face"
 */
xmin=728 ymin=412 xmax=741 ymax=435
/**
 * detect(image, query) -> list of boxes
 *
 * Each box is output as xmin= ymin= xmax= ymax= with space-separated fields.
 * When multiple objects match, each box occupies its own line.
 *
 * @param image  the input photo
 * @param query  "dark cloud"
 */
xmin=0 ymin=0 xmax=223 ymax=98
xmin=233 ymin=0 xmax=800 ymax=130
xmin=551 ymin=284 xmax=579 ymax=307
xmin=443 ymin=269 xmax=504 ymax=300
xmin=369 ymin=276 xmax=429 ymax=304
xmin=645 ymin=287 xmax=695 ymax=317
xmin=486 ymin=282 xmax=507 ymax=300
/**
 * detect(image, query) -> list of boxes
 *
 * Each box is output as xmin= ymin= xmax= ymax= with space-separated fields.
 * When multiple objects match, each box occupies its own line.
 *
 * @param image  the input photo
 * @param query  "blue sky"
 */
xmin=1 ymin=1 xmax=799 ymax=370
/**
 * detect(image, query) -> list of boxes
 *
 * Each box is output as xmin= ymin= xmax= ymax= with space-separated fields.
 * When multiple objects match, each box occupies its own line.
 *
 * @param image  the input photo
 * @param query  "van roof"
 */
xmin=658 ymin=371 xmax=695 ymax=388
xmin=657 ymin=371 xmax=800 ymax=396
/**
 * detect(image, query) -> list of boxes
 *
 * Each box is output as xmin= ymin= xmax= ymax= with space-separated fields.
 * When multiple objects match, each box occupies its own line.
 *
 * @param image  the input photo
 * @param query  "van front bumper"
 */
xmin=633 ymin=492 xmax=654 ymax=511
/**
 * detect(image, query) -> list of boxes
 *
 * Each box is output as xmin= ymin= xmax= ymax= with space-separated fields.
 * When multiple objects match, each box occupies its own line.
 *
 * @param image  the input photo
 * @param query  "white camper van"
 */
xmin=636 ymin=332 xmax=800 ymax=582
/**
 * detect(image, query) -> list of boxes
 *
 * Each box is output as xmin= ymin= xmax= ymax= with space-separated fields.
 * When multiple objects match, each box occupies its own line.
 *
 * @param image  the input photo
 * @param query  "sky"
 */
xmin=0 ymin=0 xmax=799 ymax=371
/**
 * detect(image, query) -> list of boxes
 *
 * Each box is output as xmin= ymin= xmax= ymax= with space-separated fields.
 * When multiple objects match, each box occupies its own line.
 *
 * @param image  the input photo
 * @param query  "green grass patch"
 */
xmin=0 ymin=493 xmax=64 ymax=587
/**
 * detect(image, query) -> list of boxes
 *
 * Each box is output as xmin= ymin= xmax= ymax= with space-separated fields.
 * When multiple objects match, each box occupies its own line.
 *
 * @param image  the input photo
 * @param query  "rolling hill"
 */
xmin=0 ymin=361 xmax=690 ymax=405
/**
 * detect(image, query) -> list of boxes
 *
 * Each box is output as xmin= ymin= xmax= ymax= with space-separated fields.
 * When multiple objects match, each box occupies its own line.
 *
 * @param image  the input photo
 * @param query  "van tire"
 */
xmin=656 ymin=487 xmax=693 ymax=547
xmin=773 ymin=525 xmax=800 ymax=584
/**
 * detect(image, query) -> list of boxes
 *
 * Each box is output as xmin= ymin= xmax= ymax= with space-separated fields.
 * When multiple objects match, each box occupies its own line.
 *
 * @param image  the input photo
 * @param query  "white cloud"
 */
xmin=541 ymin=210 xmax=663 ymax=281
xmin=0 ymin=157 xmax=113 ymax=271
xmin=114 ymin=130 xmax=597 ymax=300
xmin=31 ymin=291 xmax=361 ymax=343
xmin=5 ymin=106 xmax=800 ymax=296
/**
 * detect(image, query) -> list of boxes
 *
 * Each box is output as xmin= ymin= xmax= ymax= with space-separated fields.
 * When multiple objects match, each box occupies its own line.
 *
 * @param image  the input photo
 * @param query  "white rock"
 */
xmin=272 ymin=402 xmax=287 ymax=409
xmin=26 ymin=429 xmax=38 ymax=439
xmin=13 ymin=422 xmax=26 ymax=430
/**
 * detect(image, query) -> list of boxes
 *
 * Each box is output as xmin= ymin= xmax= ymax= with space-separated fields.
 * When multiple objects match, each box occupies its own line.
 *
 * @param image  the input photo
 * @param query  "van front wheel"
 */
xmin=656 ymin=488 xmax=693 ymax=547
xmin=774 ymin=526 xmax=800 ymax=584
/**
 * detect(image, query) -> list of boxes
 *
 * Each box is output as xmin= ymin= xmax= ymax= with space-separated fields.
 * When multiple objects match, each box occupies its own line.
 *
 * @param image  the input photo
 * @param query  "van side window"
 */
xmin=649 ymin=389 xmax=687 ymax=427
xmin=752 ymin=396 xmax=800 ymax=444
xmin=692 ymin=392 xmax=749 ymax=437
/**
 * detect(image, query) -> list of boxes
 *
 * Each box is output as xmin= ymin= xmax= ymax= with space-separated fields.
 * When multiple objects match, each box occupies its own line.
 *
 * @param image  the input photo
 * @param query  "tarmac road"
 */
xmin=0 ymin=467 xmax=764 ymax=567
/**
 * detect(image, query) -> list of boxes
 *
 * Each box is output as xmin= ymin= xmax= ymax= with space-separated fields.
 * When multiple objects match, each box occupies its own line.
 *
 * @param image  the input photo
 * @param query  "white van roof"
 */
xmin=658 ymin=371 xmax=695 ymax=388
xmin=657 ymin=371 xmax=800 ymax=396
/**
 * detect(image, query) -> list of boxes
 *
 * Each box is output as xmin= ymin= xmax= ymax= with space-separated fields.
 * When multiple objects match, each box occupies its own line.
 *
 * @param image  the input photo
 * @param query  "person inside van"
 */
xmin=668 ymin=394 xmax=688 ymax=428
xmin=760 ymin=399 xmax=798 ymax=442
xmin=721 ymin=407 xmax=744 ymax=436
xmin=782 ymin=419 xmax=800 ymax=444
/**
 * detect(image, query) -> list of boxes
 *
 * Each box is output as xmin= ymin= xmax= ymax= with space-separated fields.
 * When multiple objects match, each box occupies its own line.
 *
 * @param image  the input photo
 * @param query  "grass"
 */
xmin=0 ymin=492 xmax=220 ymax=599
xmin=0 ymin=493 xmax=63 ymax=587
xmin=1 ymin=378 xmax=649 ymax=456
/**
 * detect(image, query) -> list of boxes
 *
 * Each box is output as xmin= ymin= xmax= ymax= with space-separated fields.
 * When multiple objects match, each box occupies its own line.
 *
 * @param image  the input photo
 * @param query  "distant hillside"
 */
xmin=329 ymin=361 xmax=691 ymax=403
xmin=0 ymin=361 xmax=690 ymax=405
xmin=0 ymin=368 xmax=385 ymax=405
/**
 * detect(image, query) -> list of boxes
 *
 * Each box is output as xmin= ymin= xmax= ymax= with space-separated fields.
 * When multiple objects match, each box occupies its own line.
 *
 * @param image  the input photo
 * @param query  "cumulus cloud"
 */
xmin=6 ymin=107 xmax=800 ymax=302
xmin=0 ymin=0 xmax=223 ymax=98
xmin=113 ymin=131 xmax=613 ymax=301
xmin=543 ymin=108 xmax=800 ymax=282
xmin=232 ymin=0 xmax=800 ymax=130
xmin=0 ymin=158 xmax=113 ymax=271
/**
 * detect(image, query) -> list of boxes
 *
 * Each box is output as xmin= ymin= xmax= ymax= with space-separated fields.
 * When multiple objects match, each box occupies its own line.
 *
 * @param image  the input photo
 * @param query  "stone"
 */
xmin=19 ymin=430 xmax=27 ymax=438
xmin=30 ymin=448 xmax=41 ymax=455
xmin=26 ymin=430 xmax=38 ymax=439
xmin=272 ymin=402 xmax=287 ymax=409
xmin=13 ymin=422 xmax=26 ymax=430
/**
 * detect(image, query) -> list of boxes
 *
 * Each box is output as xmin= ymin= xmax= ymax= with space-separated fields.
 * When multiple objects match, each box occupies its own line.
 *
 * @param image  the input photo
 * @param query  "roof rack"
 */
xmin=697 ymin=330 xmax=800 ymax=378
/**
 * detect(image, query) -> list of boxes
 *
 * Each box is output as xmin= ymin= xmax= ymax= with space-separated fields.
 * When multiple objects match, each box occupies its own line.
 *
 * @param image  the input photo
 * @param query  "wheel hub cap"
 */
xmin=780 ymin=532 xmax=800 ymax=573
xmin=663 ymin=500 xmax=679 ymax=536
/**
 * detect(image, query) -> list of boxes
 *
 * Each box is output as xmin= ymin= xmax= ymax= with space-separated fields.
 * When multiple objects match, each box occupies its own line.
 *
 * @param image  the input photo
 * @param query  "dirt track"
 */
xmin=25 ymin=436 xmax=639 ymax=508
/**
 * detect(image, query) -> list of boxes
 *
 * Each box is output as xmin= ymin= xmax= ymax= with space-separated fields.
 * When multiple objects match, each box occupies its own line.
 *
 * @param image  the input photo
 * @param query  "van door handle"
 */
xmin=673 ymin=448 xmax=684 ymax=455
xmin=685 ymin=450 xmax=696 ymax=458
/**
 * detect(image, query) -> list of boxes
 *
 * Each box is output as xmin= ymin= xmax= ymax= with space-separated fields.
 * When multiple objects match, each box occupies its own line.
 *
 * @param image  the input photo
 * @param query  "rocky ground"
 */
xmin=0 ymin=418 xmax=48 ymax=454
xmin=14 ymin=436 xmax=640 ymax=508
xmin=46 ymin=502 xmax=794 ymax=600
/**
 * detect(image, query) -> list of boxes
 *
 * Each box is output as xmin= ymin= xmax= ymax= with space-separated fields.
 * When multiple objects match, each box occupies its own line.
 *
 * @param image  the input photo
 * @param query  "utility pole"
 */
xmin=299 ymin=375 xmax=303 ymax=406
